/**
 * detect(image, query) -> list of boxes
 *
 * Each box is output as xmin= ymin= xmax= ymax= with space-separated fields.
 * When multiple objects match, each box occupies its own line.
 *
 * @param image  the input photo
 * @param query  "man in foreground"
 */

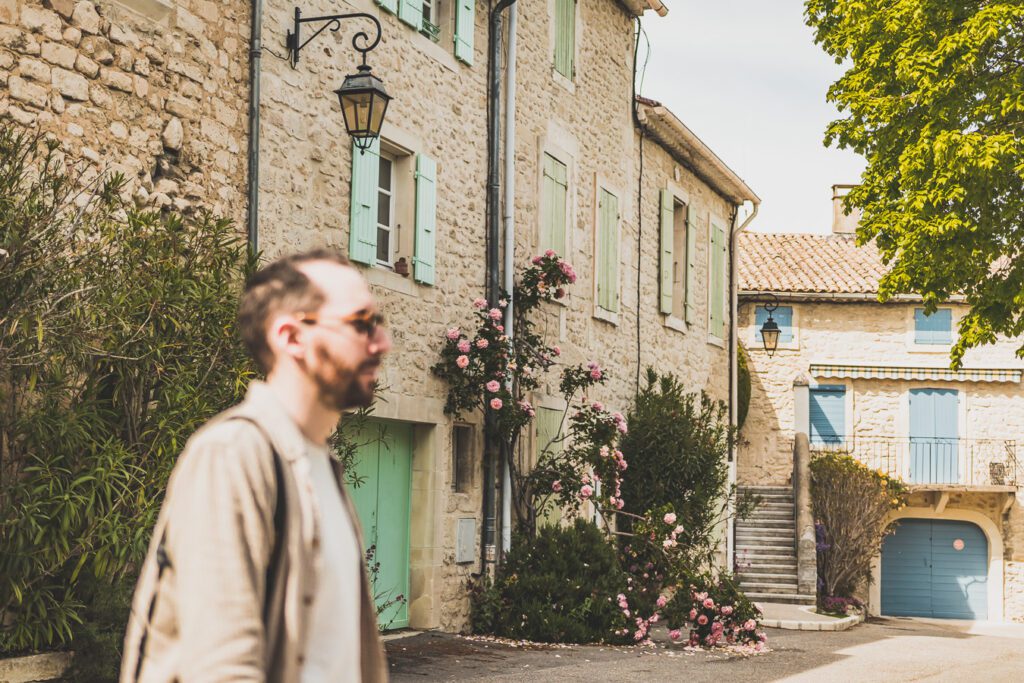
xmin=122 ymin=249 xmax=391 ymax=682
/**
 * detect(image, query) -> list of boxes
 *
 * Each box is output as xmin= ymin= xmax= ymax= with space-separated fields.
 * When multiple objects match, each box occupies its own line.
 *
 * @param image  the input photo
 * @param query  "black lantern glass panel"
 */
xmin=760 ymin=317 xmax=781 ymax=357
xmin=335 ymin=64 xmax=391 ymax=151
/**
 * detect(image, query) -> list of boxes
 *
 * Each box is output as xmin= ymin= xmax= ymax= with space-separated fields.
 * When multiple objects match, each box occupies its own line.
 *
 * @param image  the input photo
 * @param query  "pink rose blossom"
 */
xmin=703 ymin=598 xmax=715 ymax=609
xmin=456 ymin=355 xmax=469 ymax=369
xmin=485 ymin=380 xmax=500 ymax=392
xmin=711 ymin=621 xmax=724 ymax=634
xmin=698 ymin=614 xmax=709 ymax=626
xmin=721 ymin=606 xmax=733 ymax=616
xmin=675 ymin=525 xmax=685 ymax=535
xmin=590 ymin=369 xmax=602 ymax=380
xmin=662 ymin=538 xmax=677 ymax=549
xmin=669 ymin=629 xmax=682 ymax=641
xmin=552 ymin=480 xmax=562 ymax=493
xmin=688 ymin=608 xmax=698 ymax=620
xmin=617 ymin=421 xmax=628 ymax=434
xmin=552 ymin=345 xmax=561 ymax=356
xmin=496 ymin=324 xmax=504 ymax=332
xmin=473 ymin=298 xmax=488 ymax=309
xmin=476 ymin=338 xmax=489 ymax=349
xmin=650 ymin=614 xmax=659 ymax=624
xmin=532 ymin=255 xmax=543 ymax=265
xmin=457 ymin=340 xmax=471 ymax=353
xmin=489 ymin=398 xmax=503 ymax=410
xmin=446 ymin=327 xmax=460 ymax=340
xmin=656 ymin=596 xmax=668 ymax=608
xmin=618 ymin=459 xmax=628 ymax=471
xmin=663 ymin=512 xmax=677 ymax=525
xmin=615 ymin=498 xmax=624 ymax=509
xmin=488 ymin=308 xmax=502 ymax=320
xmin=580 ymin=484 xmax=594 ymax=499
xmin=633 ymin=630 xmax=645 ymax=641
xmin=545 ymin=249 xmax=556 ymax=258
xmin=743 ymin=619 xmax=756 ymax=631
xmin=498 ymin=298 xmax=508 ymax=308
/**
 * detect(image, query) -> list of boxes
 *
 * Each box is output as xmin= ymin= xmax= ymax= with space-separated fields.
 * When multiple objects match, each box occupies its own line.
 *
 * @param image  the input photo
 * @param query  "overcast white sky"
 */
xmin=638 ymin=1 xmax=865 ymax=234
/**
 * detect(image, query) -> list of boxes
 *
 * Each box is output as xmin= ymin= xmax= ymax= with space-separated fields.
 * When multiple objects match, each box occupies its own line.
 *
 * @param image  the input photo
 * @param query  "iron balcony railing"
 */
xmin=809 ymin=435 xmax=1019 ymax=487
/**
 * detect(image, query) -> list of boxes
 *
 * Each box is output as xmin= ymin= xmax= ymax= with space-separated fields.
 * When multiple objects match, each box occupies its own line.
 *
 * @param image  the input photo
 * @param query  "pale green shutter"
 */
xmin=659 ymin=189 xmax=673 ymax=315
xmin=413 ymin=154 xmax=437 ymax=285
xmin=376 ymin=0 xmax=398 ymax=14
xmin=349 ymin=139 xmax=380 ymax=265
xmin=536 ymin=406 xmax=563 ymax=458
xmin=398 ymin=0 xmax=422 ymax=28
xmin=685 ymin=205 xmax=697 ymax=324
xmin=597 ymin=189 xmax=619 ymax=313
xmin=709 ymin=220 xmax=726 ymax=338
xmin=554 ymin=0 xmax=575 ymax=78
xmin=541 ymin=154 xmax=567 ymax=257
xmin=454 ymin=0 xmax=475 ymax=65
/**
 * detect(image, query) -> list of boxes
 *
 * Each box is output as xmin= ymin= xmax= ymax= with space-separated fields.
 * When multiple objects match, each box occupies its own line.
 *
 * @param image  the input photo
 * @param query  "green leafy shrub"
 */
xmin=618 ymin=369 xmax=749 ymax=571
xmin=661 ymin=572 xmax=765 ymax=648
xmin=737 ymin=345 xmax=751 ymax=430
xmin=470 ymin=520 xmax=628 ymax=644
xmin=0 ymin=125 xmax=255 ymax=656
xmin=811 ymin=451 xmax=908 ymax=599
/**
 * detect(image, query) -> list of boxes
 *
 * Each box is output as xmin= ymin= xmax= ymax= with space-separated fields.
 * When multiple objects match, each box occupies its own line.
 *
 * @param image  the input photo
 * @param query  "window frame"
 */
xmin=375 ymin=150 xmax=398 ymax=268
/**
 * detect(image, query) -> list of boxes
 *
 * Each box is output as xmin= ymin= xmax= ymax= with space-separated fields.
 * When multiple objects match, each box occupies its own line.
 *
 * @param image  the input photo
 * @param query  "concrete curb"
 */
xmin=760 ymin=605 xmax=864 ymax=632
xmin=0 ymin=652 xmax=73 ymax=683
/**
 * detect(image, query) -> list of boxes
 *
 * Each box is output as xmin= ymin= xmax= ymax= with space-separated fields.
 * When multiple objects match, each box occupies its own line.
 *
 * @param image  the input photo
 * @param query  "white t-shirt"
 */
xmin=301 ymin=440 xmax=363 ymax=683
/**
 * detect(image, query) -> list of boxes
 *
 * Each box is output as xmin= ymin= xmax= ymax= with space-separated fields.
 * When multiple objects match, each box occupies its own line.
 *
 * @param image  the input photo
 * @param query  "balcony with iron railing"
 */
xmin=808 ymin=435 xmax=1020 ymax=489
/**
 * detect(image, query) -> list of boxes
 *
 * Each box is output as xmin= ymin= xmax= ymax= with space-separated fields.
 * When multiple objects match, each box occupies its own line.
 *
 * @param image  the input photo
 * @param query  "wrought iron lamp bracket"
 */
xmin=285 ymin=7 xmax=383 ymax=69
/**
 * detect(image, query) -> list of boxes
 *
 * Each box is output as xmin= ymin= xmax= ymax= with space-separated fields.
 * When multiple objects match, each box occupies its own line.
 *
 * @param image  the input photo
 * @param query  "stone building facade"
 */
xmin=737 ymin=194 xmax=1024 ymax=620
xmin=2 ymin=0 xmax=760 ymax=633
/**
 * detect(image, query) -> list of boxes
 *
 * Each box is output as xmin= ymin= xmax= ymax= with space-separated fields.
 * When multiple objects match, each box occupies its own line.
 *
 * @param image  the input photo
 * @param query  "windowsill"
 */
xmin=363 ymin=265 xmax=421 ymax=297
xmin=707 ymin=334 xmax=726 ymax=349
xmin=593 ymin=307 xmax=619 ymax=326
xmin=664 ymin=315 xmax=687 ymax=334
xmin=552 ymin=68 xmax=575 ymax=94
xmin=109 ymin=0 xmax=174 ymax=23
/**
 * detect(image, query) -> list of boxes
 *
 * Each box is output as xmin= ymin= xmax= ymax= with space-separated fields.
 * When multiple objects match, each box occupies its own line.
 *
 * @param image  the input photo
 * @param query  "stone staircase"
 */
xmin=735 ymin=486 xmax=815 ymax=605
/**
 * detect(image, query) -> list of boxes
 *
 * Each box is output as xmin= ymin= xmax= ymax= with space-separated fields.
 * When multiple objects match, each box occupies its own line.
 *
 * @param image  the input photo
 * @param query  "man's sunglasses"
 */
xmin=295 ymin=310 xmax=387 ymax=337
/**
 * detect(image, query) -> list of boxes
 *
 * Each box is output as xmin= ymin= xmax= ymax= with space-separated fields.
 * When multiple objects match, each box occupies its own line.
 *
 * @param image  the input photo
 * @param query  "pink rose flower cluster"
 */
xmin=674 ymin=587 xmax=766 ymax=650
xmin=660 ymin=512 xmax=684 ymax=550
xmin=586 ymin=361 xmax=602 ymax=381
xmin=614 ymin=592 xmax=669 ymax=644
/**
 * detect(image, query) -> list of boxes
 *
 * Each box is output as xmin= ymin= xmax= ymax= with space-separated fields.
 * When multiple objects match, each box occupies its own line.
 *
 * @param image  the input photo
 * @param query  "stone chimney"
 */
xmin=832 ymin=184 xmax=862 ymax=234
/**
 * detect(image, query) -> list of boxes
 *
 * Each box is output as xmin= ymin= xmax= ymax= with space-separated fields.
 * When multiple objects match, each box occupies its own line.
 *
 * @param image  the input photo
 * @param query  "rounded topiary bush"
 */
xmin=470 ymin=520 xmax=628 ymax=644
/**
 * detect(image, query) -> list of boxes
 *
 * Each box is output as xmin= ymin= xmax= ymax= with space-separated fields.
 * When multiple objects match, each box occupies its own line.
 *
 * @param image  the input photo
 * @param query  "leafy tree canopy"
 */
xmin=805 ymin=0 xmax=1024 ymax=366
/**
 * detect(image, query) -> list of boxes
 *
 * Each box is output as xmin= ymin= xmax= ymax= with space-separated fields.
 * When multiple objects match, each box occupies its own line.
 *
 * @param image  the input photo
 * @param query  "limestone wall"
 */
xmin=0 ymin=0 xmax=251 ymax=223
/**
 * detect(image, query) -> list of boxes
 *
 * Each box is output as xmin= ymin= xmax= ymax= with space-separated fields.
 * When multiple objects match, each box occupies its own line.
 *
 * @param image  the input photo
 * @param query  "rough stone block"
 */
xmin=0 ymin=0 xmax=17 ymax=24
xmin=21 ymin=6 xmax=63 ymax=40
xmin=19 ymin=57 xmax=51 ymax=82
xmin=67 ymin=121 xmax=84 ymax=136
xmin=89 ymin=84 xmax=111 ymax=108
xmin=8 ymin=105 xmax=38 ymax=125
xmin=41 ymin=41 xmax=77 ymax=69
xmin=50 ymin=92 xmax=66 ymax=113
xmin=100 ymin=68 xmax=133 ymax=92
xmin=52 ymin=67 xmax=89 ymax=101
xmin=165 ymin=95 xmax=196 ymax=119
xmin=109 ymin=22 xmax=139 ymax=48
xmin=62 ymin=26 xmax=82 ymax=45
xmin=114 ymin=46 xmax=133 ymax=71
xmin=167 ymin=57 xmax=202 ymax=83
xmin=74 ymin=53 xmax=99 ymax=78
xmin=71 ymin=1 xmax=101 ymax=34
xmin=161 ymin=116 xmax=183 ymax=150
xmin=175 ymin=7 xmax=204 ymax=39
xmin=8 ymin=75 xmax=49 ymax=108
xmin=0 ymin=27 xmax=28 ymax=49
xmin=109 ymin=121 xmax=128 ymax=139
xmin=45 ymin=0 xmax=77 ymax=19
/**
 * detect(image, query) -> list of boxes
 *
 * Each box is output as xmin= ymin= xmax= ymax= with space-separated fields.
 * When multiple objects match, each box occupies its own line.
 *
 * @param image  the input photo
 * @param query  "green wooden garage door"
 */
xmin=881 ymin=519 xmax=987 ymax=619
xmin=346 ymin=419 xmax=413 ymax=629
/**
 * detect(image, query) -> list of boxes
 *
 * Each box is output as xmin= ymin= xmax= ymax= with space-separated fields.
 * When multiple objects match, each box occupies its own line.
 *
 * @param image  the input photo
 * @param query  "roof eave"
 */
xmin=637 ymin=101 xmax=759 ymax=206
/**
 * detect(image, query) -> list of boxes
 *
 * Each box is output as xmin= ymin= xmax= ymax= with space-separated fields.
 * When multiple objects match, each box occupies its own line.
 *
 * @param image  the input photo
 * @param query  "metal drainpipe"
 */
xmin=246 ymin=0 xmax=263 ymax=253
xmin=500 ymin=2 xmax=518 ymax=555
xmin=728 ymin=200 xmax=759 ymax=571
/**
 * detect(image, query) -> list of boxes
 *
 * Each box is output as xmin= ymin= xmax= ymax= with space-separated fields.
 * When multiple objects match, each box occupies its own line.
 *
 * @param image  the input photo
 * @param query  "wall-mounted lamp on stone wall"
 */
xmin=760 ymin=293 xmax=781 ymax=358
xmin=285 ymin=7 xmax=391 ymax=152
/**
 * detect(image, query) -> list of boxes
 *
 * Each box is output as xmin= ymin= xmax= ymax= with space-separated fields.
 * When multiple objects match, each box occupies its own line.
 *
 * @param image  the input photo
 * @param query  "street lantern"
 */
xmin=759 ymin=295 xmax=781 ymax=358
xmin=286 ymin=7 xmax=390 ymax=150
xmin=335 ymin=65 xmax=391 ymax=152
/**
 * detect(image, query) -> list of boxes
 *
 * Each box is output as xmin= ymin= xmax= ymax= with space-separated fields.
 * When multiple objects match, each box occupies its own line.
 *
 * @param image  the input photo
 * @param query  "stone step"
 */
xmin=736 ymin=527 xmax=794 ymax=538
xmin=755 ymin=501 xmax=795 ymax=510
xmin=736 ymin=572 xmax=798 ymax=584
xmin=739 ymin=563 xmax=800 ymax=574
xmin=739 ymin=486 xmax=792 ymax=494
xmin=736 ymin=543 xmax=795 ymax=554
xmin=745 ymin=592 xmax=817 ymax=606
xmin=736 ymin=552 xmax=798 ymax=564
xmin=744 ymin=492 xmax=794 ymax=501
xmin=740 ymin=581 xmax=802 ymax=594
xmin=747 ymin=510 xmax=794 ymax=520
xmin=737 ymin=518 xmax=793 ymax=529
xmin=736 ymin=533 xmax=794 ymax=544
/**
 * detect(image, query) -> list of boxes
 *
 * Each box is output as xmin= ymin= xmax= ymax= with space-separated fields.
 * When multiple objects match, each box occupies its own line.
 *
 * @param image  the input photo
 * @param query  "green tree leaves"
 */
xmin=806 ymin=0 xmax=1024 ymax=366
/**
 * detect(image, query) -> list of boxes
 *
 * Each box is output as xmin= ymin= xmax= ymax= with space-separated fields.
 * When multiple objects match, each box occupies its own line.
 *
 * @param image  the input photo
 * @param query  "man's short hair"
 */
xmin=238 ymin=248 xmax=351 ymax=373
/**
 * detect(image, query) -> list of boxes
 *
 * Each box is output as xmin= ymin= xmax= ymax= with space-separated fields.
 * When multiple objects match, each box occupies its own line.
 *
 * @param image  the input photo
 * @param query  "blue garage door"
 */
xmin=881 ymin=519 xmax=987 ymax=619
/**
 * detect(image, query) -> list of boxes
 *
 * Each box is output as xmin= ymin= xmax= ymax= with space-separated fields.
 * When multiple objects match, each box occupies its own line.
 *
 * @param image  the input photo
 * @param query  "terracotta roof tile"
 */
xmin=738 ymin=232 xmax=888 ymax=294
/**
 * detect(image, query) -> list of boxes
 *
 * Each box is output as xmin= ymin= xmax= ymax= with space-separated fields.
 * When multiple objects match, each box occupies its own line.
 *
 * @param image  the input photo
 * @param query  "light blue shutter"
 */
xmin=454 ymin=0 xmax=475 ymax=65
xmin=755 ymin=305 xmax=794 ymax=343
xmin=915 ymin=308 xmax=952 ymax=344
xmin=413 ymin=154 xmax=437 ymax=285
xmin=809 ymin=385 xmax=845 ymax=446
xmin=349 ymin=139 xmax=380 ymax=265
xmin=659 ymin=190 xmax=673 ymax=315
xmin=398 ymin=0 xmax=422 ymax=28
xmin=685 ymin=205 xmax=697 ymax=323
xmin=910 ymin=388 xmax=959 ymax=484
xmin=376 ymin=0 xmax=398 ymax=14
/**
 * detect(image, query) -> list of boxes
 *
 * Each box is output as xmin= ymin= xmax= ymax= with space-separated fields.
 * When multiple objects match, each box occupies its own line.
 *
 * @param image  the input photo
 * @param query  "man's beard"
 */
xmin=310 ymin=343 xmax=377 ymax=411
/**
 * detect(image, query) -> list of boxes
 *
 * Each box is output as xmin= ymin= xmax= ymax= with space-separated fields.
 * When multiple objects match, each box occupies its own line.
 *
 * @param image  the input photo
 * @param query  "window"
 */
xmin=348 ymin=139 xmax=437 ymax=284
xmin=915 ymin=308 xmax=952 ymax=345
xmin=452 ymin=424 xmax=473 ymax=493
xmin=659 ymin=190 xmax=697 ymax=323
xmin=376 ymin=153 xmax=396 ymax=266
xmin=755 ymin=305 xmax=794 ymax=343
xmin=540 ymin=153 xmax=568 ymax=258
xmin=596 ymin=187 xmax=619 ymax=314
xmin=553 ymin=0 xmax=575 ymax=79
xmin=809 ymin=385 xmax=846 ymax=447
xmin=708 ymin=218 xmax=727 ymax=340
xmin=377 ymin=0 xmax=474 ymax=65
xmin=535 ymin=407 xmax=564 ymax=461
xmin=421 ymin=0 xmax=441 ymax=41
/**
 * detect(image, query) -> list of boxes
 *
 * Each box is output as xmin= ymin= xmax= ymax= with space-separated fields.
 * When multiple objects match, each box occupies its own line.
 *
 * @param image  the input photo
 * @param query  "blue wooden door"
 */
xmin=909 ymin=388 xmax=959 ymax=484
xmin=346 ymin=419 xmax=413 ymax=629
xmin=881 ymin=519 xmax=987 ymax=619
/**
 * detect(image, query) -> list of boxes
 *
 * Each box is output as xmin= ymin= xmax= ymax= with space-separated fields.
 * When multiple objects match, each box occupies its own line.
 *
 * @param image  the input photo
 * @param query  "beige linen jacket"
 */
xmin=120 ymin=382 xmax=388 ymax=682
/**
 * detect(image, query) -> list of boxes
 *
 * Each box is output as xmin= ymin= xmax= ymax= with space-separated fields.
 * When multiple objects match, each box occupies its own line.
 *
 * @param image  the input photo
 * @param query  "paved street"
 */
xmin=386 ymin=618 xmax=1024 ymax=682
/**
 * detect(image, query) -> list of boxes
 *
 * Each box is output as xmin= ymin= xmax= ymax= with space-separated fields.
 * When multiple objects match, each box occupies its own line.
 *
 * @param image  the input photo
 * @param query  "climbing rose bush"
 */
xmin=661 ymin=573 xmax=766 ymax=649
